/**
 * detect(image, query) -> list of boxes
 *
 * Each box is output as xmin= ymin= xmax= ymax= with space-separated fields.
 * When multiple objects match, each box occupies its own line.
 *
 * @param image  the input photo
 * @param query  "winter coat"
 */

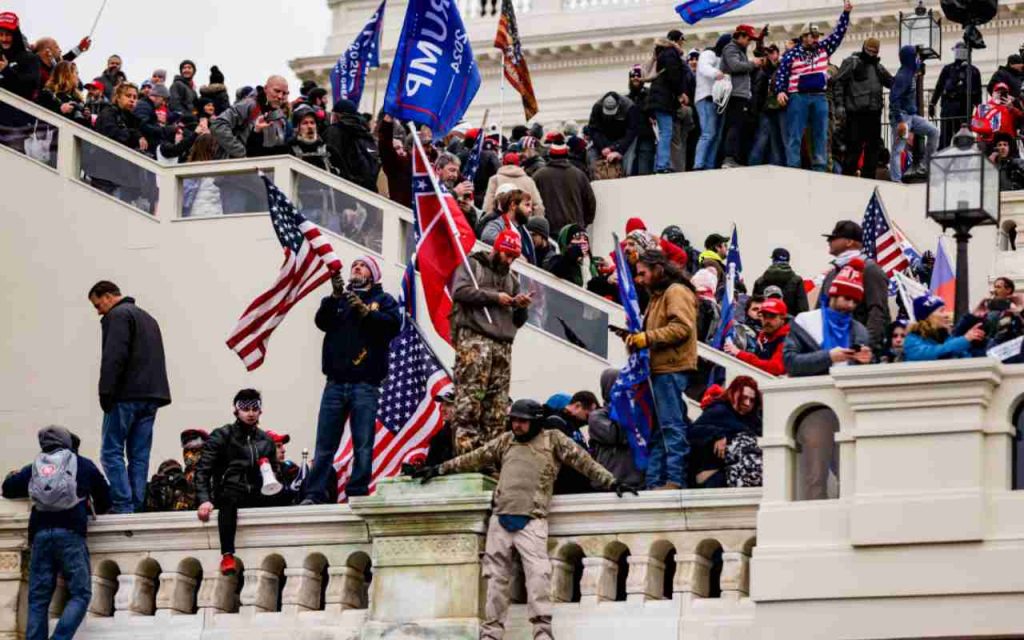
xmin=642 ymin=280 xmax=698 ymax=374
xmin=324 ymin=113 xmax=381 ymax=193
xmin=818 ymin=256 xmax=891 ymax=350
xmin=95 ymin=104 xmax=146 ymax=151
xmin=588 ymin=91 xmax=641 ymax=154
xmin=314 ymin=283 xmax=402 ymax=385
xmin=36 ymin=89 xmax=89 ymax=126
xmin=545 ymin=223 xmax=602 ymax=287
xmin=2 ymin=451 xmax=110 ymax=541
xmin=451 ymin=250 xmax=528 ymax=343
xmin=931 ymin=61 xmax=982 ymax=115
xmin=588 ymin=369 xmax=644 ymax=487
xmin=649 ymin=41 xmax=686 ymax=113
xmin=133 ymin=96 xmax=173 ymax=151
xmin=735 ymin=322 xmax=790 ymax=376
xmin=752 ymin=60 xmax=780 ymax=111
xmin=996 ymin=155 xmax=1024 ymax=191
xmin=783 ymin=309 xmax=870 ymax=376
xmin=199 ymin=83 xmax=231 ymax=114
xmin=482 ymin=165 xmax=546 ymax=217
xmin=696 ymin=50 xmax=720 ymax=103
xmin=627 ymin=85 xmax=656 ymax=140
xmin=988 ymin=65 xmax=1024 ymax=100
xmin=889 ymin=45 xmax=920 ymax=121
xmin=834 ymin=50 xmax=893 ymax=113
xmin=720 ymin=39 xmax=757 ymax=100
xmin=474 ymin=149 xmax=502 ymax=209
xmin=690 ymin=399 xmax=762 ymax=476
xmin=0 ymin=33 xmax=42 ymax=100
xmin=522 ymin=155 xmax=546 ymax=177
xmin=183 ymin=177 xmax=223 ymax=217
xmin=210 ymin=93 xmax=289 ymax=159
xmin=533 ymin=158 xmax=596 ymax=234
xmin=753 ymin=264 xmax=809 ymax=316
xmin=143 ymin=460 xmax=196 ymax=512
xmin=97 ymin=69 xmax=120 ymax=99
xmin=169 ymin=75 xmax=197 ymax=114
xmin=289 ymin=135 xmax=339 ymax=175
xmin=194 ymin=421 xmax=280 ymax=504
xmin=98 ymin=297 xmax=171 ymax=409
xmin=903 ymin=330 xmax=974 ymax=362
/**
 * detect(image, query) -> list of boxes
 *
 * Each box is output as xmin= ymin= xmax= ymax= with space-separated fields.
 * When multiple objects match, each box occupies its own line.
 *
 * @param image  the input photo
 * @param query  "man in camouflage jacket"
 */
xmin=411 ymin=399 xmax=637 ymax=640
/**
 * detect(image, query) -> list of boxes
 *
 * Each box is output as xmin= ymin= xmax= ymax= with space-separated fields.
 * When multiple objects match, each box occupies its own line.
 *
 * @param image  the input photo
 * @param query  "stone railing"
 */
xmin=0 ymin=477 xmax=758 ymax=640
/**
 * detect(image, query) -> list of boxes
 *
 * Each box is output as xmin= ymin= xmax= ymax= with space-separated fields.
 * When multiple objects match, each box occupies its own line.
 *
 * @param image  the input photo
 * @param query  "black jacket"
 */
xmin=290 ymin=135 xmax=338 ymax=174
xmin=324 ymin=114 xmax=381 ymax=191
xmin=988 ymin=65 xmax=1024 ymax=100
xmin=0 ymin=33 xmax=42 ymax=100
xmin=753 ymin=264 xmax=809 ymax=316
xmin=588 ymin=92 xmax=641 ymax=154
xmin=315 ymin=284 xmax=402 ymax=385
xmin=95 ymin=104 xmax=146 ymax=151
xmin=134 ymin=96 xmax=174 ymax=152
xmin=169 ymin=75 xmax=197 ymax=114
xmin=36 ymin=89 xmax=90 ymax=126
xmin=648 ymin=43 xmax=686 ymax=113
xmin=834 ymin=50 xmax=894 ymax=113
xmin=194 ymin=421 xmax=279 ymax=504
xmin=689 ymin=399 xmax=762 ymax=477
xmin=98 ymin=297 xmax=171 ymax=409
xmin=627 ymin=85 xmax=656 ymax=140
xmin=931 ymin=60 xmax=982 ymax=114
xmin=2 ymin=454 xmax=110 ymax=541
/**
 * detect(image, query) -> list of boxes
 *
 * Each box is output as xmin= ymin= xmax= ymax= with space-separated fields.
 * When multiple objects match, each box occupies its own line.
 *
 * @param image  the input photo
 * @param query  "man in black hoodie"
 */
xmin=324 ymin=99 xmax=381 ymax=192
xmin=649 ymin=30 xmax=687 ymax=173
xmin=753 ymin=248 xmax=809 ymax=316
xmin=929 ymin=42 xmax=982 ymax=150
xmin=169 ymin=59 xmax=198 ymax=115
xmin=834 ymin=38 xmax=893 ymax=177
xmin=88 ymin=281 xmax=171 ymax=514
xmin=587 ymin=90 xmax=640 ymax=175
xmin=0 ymin=11 xmax=41 ymax=102
xmin=3 ymin=426 xmax=111 ymax=640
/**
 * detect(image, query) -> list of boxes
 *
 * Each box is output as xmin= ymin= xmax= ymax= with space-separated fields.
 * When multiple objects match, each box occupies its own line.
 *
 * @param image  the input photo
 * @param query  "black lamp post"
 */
xmin=926 ymin=126 xmax=1000 ymax=319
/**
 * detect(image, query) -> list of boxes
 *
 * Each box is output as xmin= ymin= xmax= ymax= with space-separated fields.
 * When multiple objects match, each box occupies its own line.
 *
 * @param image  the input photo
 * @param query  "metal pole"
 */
xmin=965 ymin=34 xmax=972 ymax=129
xmin=498 ymin=54 xmax=506 ymax=145
xmin=954 ymin=227 xmax=971 ymax=321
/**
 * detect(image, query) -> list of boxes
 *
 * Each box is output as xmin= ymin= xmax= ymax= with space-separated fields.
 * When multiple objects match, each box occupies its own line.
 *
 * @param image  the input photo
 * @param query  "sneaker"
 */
xmin=299 ymin=498 xmax=317 ymax=506
xmin=219 ymin=553 xmax=238 ymax=577
xmin=721 ymin=157 xmax=740 ymax=169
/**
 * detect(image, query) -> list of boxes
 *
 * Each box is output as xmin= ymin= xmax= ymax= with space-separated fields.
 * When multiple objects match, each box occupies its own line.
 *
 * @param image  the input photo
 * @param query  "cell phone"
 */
xmin=850 ymin=343 xmax=863 ymax=352
xmin=608 ymin=324 xmax=629 ymax=335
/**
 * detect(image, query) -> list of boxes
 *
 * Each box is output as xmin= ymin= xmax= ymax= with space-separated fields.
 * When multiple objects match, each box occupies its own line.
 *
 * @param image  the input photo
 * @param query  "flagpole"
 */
xmin=88 ymin=0 xmax=109 ymax=40
xmin=498 ymin=54 xmax=506 ymax=147
xmin=407 ymin=312 xmax=455 ymax=379
xmin=407 ymin=121 xmax=493 ymax=324
xmin=371 ymin=67 xmax=381 ymax=117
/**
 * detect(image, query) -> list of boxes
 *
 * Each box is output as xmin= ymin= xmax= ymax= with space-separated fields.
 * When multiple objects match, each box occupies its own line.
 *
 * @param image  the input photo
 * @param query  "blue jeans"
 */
xmin=27 ymin=529 xmax=91 ymax=640
xmin=653 ymin=110 xmax=675 ymax=172
xmin=645 ymin=372 xmax=691 ymax=488
xmin=101 ymin=400 xmax=157 ymax=513
xmin=693 ymin=98 xmax=722 ymax=170
xmin=784 ymin=93 xmax=829 ymax=171
xmin=749 ymin=110 xmax=786 ymax=166
xmin=890 ymin=114 xmax=939 ymax=182
xmin=308 ymin=381 xmax=380 ymax=501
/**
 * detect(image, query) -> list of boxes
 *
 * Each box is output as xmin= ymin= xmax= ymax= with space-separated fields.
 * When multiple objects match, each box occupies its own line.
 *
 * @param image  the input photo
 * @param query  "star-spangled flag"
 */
xmin=462 ymin=129 xmax=486 ymax=183
xmin=494 ymin=0 xmax=538 ymax=120
xmin=330 ymin=0 xmax=386 ymax=108
xmin=225 ymin=176 xmax=342 ymax=370
xmin=862 ymin=188 xmax=911 ymax=280
xmin=608 ymin=233 xmax=652 ymax=472
xmin=333 ymin=318 xmax=452 ymax=501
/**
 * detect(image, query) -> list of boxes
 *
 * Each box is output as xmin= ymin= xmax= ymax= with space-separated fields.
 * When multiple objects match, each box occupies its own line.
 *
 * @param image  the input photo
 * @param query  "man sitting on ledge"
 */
xmin=409 ymin=398 xmax=637 ymax=640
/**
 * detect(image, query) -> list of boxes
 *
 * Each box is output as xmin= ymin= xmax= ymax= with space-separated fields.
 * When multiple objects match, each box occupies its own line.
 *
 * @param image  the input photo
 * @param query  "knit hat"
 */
xmin=0 ymin=12 xmax=19 ymax=32
xmin=544 ymin=131 xmax=565 ymax=145
xmin=502 ymin=151 xmax=520 ymax=166
xmin=152 ymin=69 xmax=168 ymax=80
xmin=692 ymin=268 xmax=719 ymax=297
xmin=495 ymin=229 xmax=522 ymax=257
xmin=526 ymin=216 xmax=550 ymax=237
xmin=293 ymin=104 xmax=317 ymax=126
xmin=180 ymin=59 xmax=196 ymax=73
xmin=333 ymin=98 xmax=357 ymax=114
xmin=149 ymin=83 xmax=170 ymax=99
xmin=209 ymin=65 xmax=225 ymax=85
xmin=625 ymin=217 xmax=647 ymax=233
xmin=864 ymin=37 xmax=881 ymax=50
xmin=828 ymin=258 xmax=865 ymax=303
xmin=520 ymin=135 xmax=538 ymax=149
xmin=549 ymin=142 xmax=569 ymax=157
xmin=236 ymin=86 xmax=255 ymax=101
xmin=629 ymin=64 xmax=644 ymax=78
xmin=1009 ymin=54 xmax=1024 ymax=66
xmin=353 ymin=255 xmax=382 ymax=283
xmin=667 ymin=29 xmax=686 ymax=43
xmin=913 ymin=294 xmax=945 ymax=322
xmin=627 ymin=229 xmax=654 ymax=250
xmin=771 ymin=247 xmax=790 ymax=264
xmin=180 ymin=428 xmax=210 ymax=450
xmin=688 ymin=48 xmax=700 ymax=60
xmin=760 ymin=298 xmax=788 ymax=316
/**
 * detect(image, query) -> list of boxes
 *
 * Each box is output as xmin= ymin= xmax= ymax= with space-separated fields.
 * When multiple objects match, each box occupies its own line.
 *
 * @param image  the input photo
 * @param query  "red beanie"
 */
xmin=494 ymin=229 xmax=522 ymax=257
xmin=828 ymin=258 xmax=865 ymax=303
xmin=503 ymin=151 xmax=520 ymax=166
xmin=548 ymin=143 xmax=568 ymax=157
xmin=625 ymin=217 xmax=647 ymax=234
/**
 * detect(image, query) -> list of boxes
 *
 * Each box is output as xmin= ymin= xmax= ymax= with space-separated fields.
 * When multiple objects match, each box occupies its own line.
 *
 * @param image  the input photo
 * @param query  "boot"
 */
xmin=220 ymin=553 xmax=238 ymax=576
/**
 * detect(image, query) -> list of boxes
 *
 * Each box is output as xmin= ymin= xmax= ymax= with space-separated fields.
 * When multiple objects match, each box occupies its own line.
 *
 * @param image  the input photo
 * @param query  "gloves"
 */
xmin=78 ymin=37 xmax=92 ymax=51
xmin=625 ymin=332 xmax=647 ymax=350
xmin=613 ymin=482 xmax=639 ymax=498
xmin=345 ymin=291 xmax=370 ymax=316
xmin=411 ymin=465 xmax=441 ymax=484
xmin=99 ymin=394 xmax=114 ymax=414
xmin=330 ymin=271 xmax=345 ymax=297
xmin=928 ymin=103 xmax=936 ymax=119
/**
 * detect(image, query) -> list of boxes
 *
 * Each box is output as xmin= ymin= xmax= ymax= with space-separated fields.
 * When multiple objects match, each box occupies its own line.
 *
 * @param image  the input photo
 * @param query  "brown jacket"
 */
xmin=482 ymin=165 xmax=546 ymax=217
xmin=643 ymin=281 xmax=698 ymax=374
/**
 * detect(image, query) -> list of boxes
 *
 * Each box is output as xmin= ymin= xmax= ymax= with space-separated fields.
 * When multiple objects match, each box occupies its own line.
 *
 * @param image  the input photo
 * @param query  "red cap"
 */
xmin=625 ymin=217 xmax=647 ymax=234
xmin=0 ymin=12 xmax=19 ymax=32
xmin=265 ymin=430 xmax=290 ymax=445
xmin=760 ymin=298 xmax=788 ymax=316
xmin=85 ymin=81 xmax=104 ymax=91
xmin=494 ymin=229 xmax=522 ymax=257
xmin=544 ymin=131 xmax=565 ymax=145
xmin=502 ymin=151 xmax=520 ymax=166
xmin=735 ymin=24 xmax=759 ymax=38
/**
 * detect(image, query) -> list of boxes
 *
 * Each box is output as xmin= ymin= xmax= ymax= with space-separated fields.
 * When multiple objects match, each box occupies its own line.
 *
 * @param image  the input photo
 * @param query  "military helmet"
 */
xmin=508 ymin=398 xmax=544 ymax=420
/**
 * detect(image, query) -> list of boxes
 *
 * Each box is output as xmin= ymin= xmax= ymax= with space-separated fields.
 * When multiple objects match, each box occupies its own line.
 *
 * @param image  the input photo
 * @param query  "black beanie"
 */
xmin=209 ymin=65 xmax=225 ymax=85
xmin=180 ymin=59 xmax=196 ymax=73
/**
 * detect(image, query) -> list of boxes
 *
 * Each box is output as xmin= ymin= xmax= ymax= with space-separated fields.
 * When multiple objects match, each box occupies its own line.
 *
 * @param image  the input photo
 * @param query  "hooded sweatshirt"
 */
xmin=546 ymin=223 xmax=601 ymax=287
xmin=889 ymin=45 xmax=920 ymax=122
xmin=482 ymin=164 xmax=546 ymax=217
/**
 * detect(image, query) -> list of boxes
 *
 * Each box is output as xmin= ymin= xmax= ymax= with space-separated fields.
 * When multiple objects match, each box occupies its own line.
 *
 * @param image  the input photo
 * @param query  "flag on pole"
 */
xmin=226 ymin=176 xmax=342 ymax=370
xmin=895 ymin=271 xmax=930 ymax=322
xmin=608 ymin=233 xmax=653 ymax=472
xmin=399 ymin=262 xmax=418 ymax=319
xmin=384 ymin=0 xmax=480 ymax=135
xmin=862 ymin=189 xmax=911 ymax=279
xmin=333 ymin=319 xmax=453 ymax=501
xmin=675 ymin=0 xmax=756 ymax=25
xmin=462 ymin=128 xmax=487 ymax=183
xmin=712 ymin=224 xmax=741 ymax=349
xmin=330 ymin=0 xmax=386 ymax=108
xmin=411 ymin=137 xmax=477 ymax=344
xmin=930 ymin=237 xmax=956 ymax=310
xmin=494 ymin=0 xmax=538 ymax=121
xmin=726 ymin=223 xmax=742 ymax=278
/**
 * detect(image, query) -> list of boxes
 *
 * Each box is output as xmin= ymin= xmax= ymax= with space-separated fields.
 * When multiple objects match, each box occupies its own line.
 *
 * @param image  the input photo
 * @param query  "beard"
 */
xmin=350 ymin=274 xmax=371 ymax=290
xmin=490 ymin=254 xmax=511 ymax=275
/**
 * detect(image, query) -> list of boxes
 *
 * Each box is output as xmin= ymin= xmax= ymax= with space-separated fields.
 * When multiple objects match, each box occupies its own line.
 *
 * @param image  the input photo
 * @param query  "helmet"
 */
xmin=661 ymin=225 xmax=687 ymax=248
xmin=508 ymin=398 xmax=543 ymax=420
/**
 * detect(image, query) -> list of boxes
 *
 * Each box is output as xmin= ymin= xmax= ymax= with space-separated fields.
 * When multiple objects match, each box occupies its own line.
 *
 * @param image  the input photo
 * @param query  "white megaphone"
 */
xmin=259 ymin=457 xmax=283 ymax=496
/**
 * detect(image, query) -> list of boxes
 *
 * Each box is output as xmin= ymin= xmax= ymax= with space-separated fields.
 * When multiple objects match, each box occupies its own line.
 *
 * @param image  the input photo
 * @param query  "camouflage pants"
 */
xmin=452 ymin=328 xmax=513 ymax=455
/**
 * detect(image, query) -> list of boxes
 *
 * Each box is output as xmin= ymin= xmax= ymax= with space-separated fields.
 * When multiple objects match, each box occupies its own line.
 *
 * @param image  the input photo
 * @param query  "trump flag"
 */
xmin=384 ymin=0 xmax=481 ymax=136
xmin=330 ymin=0 xmax=386 ymax=108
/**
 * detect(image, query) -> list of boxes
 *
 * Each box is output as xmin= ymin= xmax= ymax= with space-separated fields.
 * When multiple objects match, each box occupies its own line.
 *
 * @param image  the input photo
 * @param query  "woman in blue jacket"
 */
xmin=904 ymin=294 xmax=986 ymax=361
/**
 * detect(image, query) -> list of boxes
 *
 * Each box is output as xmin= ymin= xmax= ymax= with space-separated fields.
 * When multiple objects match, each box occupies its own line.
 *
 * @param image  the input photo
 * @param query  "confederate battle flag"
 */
xmin=494 ymin=0 xmax=539 ymax=120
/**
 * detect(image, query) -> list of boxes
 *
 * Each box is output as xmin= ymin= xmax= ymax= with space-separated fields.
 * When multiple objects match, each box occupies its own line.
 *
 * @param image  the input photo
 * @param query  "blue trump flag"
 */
xmin=384 ymin=0 xmax=481 ymax=136
xmin=330 ymin=0 xmax=386 ymax=108
xmin=675 ymin=0 xmax=756 ymax=25
xmin=608 ymin=233 xmax=653 ymax=472
xmin=712 ymin=225 xmax=741 ymax=350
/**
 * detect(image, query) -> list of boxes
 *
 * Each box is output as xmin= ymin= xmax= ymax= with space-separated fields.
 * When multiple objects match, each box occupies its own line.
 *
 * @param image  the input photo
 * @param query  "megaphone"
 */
xmin=259 ymin=457 xmax=283 ymax=496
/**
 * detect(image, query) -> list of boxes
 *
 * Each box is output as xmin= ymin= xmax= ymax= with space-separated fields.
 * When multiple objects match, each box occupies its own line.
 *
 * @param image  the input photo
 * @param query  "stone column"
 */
xmin=280 ymin=567 xmax=322 ymax=614
xmin=113 ymin=573 xmax=157 ymax=617
xmin=548 ymin=557 xmax=575 ymax=603
xmin=324 ymin=565 xmax=367 ymax=613
xmin=350 ymin=474 xmax=496 ymax=640
xmin=238 ymin=568 xmax=280 ymax=614
xmin=87 ymin=574 xmax=118 ymax=617
xmin=155 ymin=571 xmax=199 ymax=615
xmin=196 ymin=572 xmax=239 ymax=616
xmin=719 ymin=550 xmax=750 ymax=602
xmin=673 ymin=552 xmax=711 ymax=600
xmin=625 ymin=555 xmax=666 ymax=603
xmin=0 ymin=551 xmax=24 ymax=640
xmin=579 ymin=557 xmax=617 ymax=605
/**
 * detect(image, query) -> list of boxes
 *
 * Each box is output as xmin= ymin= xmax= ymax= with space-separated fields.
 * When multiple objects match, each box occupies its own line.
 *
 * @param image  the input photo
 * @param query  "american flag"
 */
xmin=494 ymin=0 xmax=538 ymax=120
xmin=332 ymin=319 xmax=452 ymax=501
xmin=861 ymin=189 xmax=910 ymax=279
xmin=226 ymin=176 xmax=342 ymax=371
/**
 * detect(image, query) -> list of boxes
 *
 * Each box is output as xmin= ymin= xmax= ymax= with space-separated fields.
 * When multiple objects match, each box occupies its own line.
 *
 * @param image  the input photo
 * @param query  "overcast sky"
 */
xmin=7 ymin=0 xmax=332 ymax=93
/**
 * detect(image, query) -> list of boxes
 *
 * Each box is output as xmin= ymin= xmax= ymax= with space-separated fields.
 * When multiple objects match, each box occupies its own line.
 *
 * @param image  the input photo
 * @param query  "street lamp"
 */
xmin=900 ymin=0 xmax=942 ymax=61
xmin=926 ymin=125 xmax=1000 ymax=319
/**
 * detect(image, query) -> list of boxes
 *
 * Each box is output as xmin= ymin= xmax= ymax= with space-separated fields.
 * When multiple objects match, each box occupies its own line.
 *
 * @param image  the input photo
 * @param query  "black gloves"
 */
xmin=330 ymin=271 xmax=345 ymax=298
xmin=928 ymin=103 xmax=936 ymax=119
xmin=613 ymin=482 xmax=639 ymax=498
xmin=345 ymin=291 xmax=370 ymax=316
xmin=411 ymin=465 xmax=441 ymax=484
